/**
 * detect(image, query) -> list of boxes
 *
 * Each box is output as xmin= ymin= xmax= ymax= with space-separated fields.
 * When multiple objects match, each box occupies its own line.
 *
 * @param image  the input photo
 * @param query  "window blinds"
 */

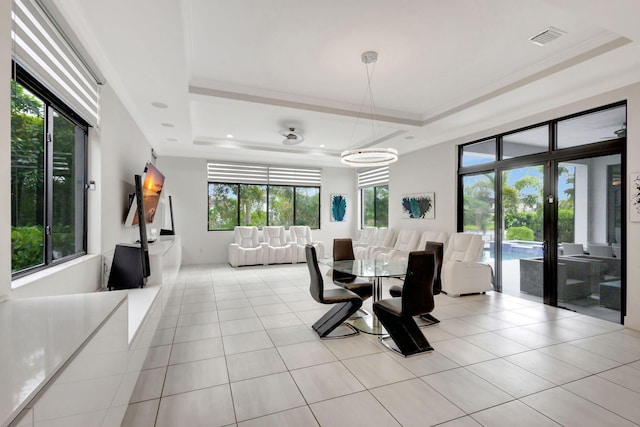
xmin=207 ymin=162 xmax=322 ymax=186
xmin=358 ymin=166 xmax=389 ymax=188
xmin=11 ymin=0 xmax=99 ymax=126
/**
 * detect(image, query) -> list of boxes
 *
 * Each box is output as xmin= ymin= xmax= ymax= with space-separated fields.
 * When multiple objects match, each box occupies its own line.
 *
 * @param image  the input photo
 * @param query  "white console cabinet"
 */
xmin=3 ymin=236 xmax=182 ymax=427
xmin=1 ymin=292 xmax=128 ymax=427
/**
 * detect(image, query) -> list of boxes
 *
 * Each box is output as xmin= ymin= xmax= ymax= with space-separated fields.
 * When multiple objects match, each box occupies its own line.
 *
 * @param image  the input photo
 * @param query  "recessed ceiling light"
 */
xmin=320 ymin=144 xmax=325 ymax=148
xmin=226 ymin=134 xmax=234 ymax=138
xmin=161 ymin=122 xmax=174 ymax=128
xmin=151 ymin=101 xmax=168 ymax=109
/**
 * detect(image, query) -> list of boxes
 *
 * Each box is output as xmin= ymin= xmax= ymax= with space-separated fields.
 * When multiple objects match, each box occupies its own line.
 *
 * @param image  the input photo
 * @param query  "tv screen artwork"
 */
xmin=126 ymin=162 xmax=165 ymax=226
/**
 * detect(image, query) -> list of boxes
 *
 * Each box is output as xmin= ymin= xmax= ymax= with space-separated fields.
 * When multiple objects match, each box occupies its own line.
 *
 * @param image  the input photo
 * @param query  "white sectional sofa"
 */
xmin=353 ymin=227 xmax=396 ymax=259
xmin=373 ymin=229 xmax=421 ymax=260
xmin=382 ymin=230 xmax=449 ymax=264
xmin=228 ymin=225 xmax=325 ymax=266
xmin=440 ymin=233 xmax=493 ymax=296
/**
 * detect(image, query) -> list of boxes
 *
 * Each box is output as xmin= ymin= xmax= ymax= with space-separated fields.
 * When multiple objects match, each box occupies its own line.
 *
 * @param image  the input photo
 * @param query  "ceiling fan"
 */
xmin=614 ymin=122 xmax=626 ymax=137
xmin=280 ymin=127 xmax=304 ymax=145
xmin=598 ymin=122 xmax=626 ymax=140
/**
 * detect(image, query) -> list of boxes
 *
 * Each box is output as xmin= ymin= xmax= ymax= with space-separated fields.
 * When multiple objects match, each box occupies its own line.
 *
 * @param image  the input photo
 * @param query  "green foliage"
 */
xmin=208 ymin=183 xmax=321 ymax=230
xmin=557 ymin=209 xmax=575 ymax=243
xmin=374 ymin=186 xmax=389 ymax=227
xmin=506 ymin=226 xmax=534 ymax=241
xmin=463 ymin=162 xmax=578 ymax=246
xmin=269 ymin=186 xmax=294 ymax=226
xmin=362 ymin=185 xmax=388 ymax=227
xmin=463 ymin=174 xmax=495 ymax=234
xmin=239 ymin=184 xmax=267 ymax=227
xmin=294 ymin=187 xmax=319 ymax=228
xmin=208 ymin=183 xmax=239 ymax=230
xmin=11 ymin=80 xmax=45 ymax=229
xmin=52 ymin=224 xmax=76 ymax=259
xmin=362 ymin=187 xmax=375 ymax=226
xmin=11 ymin=226 xmax=44 ymax=272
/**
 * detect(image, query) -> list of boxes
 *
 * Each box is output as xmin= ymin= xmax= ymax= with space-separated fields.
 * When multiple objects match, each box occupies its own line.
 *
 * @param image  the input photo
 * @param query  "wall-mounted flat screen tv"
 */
xmin=125 ymin=162 xmax=165 ymax=227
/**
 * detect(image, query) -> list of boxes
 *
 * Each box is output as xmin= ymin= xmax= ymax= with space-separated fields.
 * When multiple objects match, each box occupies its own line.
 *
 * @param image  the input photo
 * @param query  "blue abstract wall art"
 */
xmin=331 ymin=194 xmax=347 ymax=222
xmin=401 ymin=192 xmax=435 ymax=219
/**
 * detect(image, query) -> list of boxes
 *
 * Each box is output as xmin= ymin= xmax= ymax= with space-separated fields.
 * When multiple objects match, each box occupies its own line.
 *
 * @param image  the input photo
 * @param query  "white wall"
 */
xmin=157 ymin=156 xmax=358 ymax=264
xmin=97 ymin=84 xmax=155 ymax=254
xmin=624 ymin=83 xmax=640 ymax=330
xmin=389 ymin=140 xmax=458 ymax=235
xmin=0 ymin=0 xmax=11 ymax=299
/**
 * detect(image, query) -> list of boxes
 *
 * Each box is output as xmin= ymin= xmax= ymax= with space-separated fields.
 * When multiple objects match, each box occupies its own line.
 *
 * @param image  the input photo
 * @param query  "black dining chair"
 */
xmin=333 ymin=238 xmax=373 ymax=308
xmin=306 ymin=245 xmax=362 ymax=338
xmin=389 ymin=241 xmax=443 ymax=325
xmin=374 ymin=250 xmax=436 ymax=356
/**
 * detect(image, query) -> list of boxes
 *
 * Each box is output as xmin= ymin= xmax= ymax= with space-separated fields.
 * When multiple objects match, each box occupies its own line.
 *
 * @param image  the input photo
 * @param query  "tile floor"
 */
xmin=121 ymin=263 xmax=640 ymax=427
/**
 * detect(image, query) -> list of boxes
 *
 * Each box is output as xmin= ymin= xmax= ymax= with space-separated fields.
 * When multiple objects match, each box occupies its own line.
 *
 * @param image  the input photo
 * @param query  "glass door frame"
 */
xmin=458 ymin=103 xmax=626 ymax=323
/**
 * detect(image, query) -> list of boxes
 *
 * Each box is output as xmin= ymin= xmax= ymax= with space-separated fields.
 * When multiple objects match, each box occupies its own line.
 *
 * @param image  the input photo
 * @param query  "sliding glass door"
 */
xmin=458 ymin=102 xmax=626 ymax=323
xmin=502 ymin=165 xmax=545 ymax=303
xmin=555 ymin=156 xmax=622 ymax=321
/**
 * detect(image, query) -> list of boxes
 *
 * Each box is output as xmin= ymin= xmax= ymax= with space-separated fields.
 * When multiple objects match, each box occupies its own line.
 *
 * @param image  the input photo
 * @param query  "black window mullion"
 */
xmin=373 ymin=186 xmax=378 ymax=227
xmin=236 ymin=184 xmax=241 ymax=227
xmin=494 ymin=168 xmax=503 ymax=293
xmin=266 ymin=186 xmax=270 ymax=226
xmin=44 ymin=105 xmax=54 ymax=264
xmin=292 ymin=186 xmax=297 ymax=225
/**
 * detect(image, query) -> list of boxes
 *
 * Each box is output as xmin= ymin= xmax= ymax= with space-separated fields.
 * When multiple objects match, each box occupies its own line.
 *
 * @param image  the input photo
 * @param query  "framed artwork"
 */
xmin=330 ymin=194 xmax=347 ymax=222
xmin=631 ymin=173 xmax=640 ymax=222
xmin=401 ymin=192 xmax=435 ymax=219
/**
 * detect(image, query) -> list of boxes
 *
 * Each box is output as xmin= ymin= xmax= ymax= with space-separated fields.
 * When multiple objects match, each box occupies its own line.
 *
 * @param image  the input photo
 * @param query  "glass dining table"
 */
xmin=326 ymin=258 xmax=407 ymax=335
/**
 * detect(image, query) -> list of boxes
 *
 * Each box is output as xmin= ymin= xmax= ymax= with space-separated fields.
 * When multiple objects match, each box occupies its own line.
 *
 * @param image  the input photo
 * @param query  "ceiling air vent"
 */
xmin=529 ymin=26 xmax=565 ymax=46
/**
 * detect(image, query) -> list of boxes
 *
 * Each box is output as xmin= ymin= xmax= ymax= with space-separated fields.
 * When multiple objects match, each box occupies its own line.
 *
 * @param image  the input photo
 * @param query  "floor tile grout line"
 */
xmin=126 ymin=264 xmax=640 ymax=426
xmin=556 ymin=378 xmax=640 ymax=426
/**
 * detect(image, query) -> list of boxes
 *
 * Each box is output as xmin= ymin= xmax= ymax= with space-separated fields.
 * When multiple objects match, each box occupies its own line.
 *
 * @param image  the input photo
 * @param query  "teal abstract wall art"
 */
xmin=401 ymin=192 xmax=435 ymax=219
xmin=330 ymin=194 xmax=347 ymax=222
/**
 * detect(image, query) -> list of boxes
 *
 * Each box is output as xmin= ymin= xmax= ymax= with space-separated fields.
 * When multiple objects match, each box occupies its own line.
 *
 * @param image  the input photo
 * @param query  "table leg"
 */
xmin=351 ymin=276 xmax=386 ymax=335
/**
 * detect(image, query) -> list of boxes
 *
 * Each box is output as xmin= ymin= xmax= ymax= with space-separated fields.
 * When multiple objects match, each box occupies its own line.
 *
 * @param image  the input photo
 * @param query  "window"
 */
xmin=359 ymin=167 xmax=389 ymax=228
xmin=461 ymin=138 xmax=496 ymax=167
xmin=457 ymin=102 xmax=625 ymax=324
xmin=295 ymin=187 xmax=320 ymax=229
xmin=268 ymin=186 xmax=293 ymax=226
xmin=557 ymin=104 xmax=626 ymax=149
xmin=207 ymin=162 xmax=321 ymax=230
xmin=502 ymin=125 xmax=549 ymax=159
xmin=10 ymin=0 xmax=96 ymax=277
xmin=11 ymin=74 xmax=88 ymax=275
xmin=361 ymin=185 xmax=389 ymax=227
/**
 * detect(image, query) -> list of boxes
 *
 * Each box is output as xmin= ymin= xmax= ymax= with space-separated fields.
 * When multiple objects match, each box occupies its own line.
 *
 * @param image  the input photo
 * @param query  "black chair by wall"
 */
xmin=389 ymin=241 xmax=443 ymax=325
xmin=333 ymin=238 xmax=373 ymax=316
xmin=374 ymin=251 xmax=436 ymax=356
xmin=306 ymin=245 xmax=362 ymax=338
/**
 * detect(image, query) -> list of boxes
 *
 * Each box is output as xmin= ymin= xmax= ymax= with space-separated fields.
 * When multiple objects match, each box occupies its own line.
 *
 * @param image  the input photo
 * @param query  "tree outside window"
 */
xmin=268 ymin=186 xmax=293 ymax=227
xmin=11 ymin=78 xmax=87 ymax=274
xmin=362 ymin=185 xmax=388 ymax=227
xmin=208 ymin=183 xmax=320 ymax=230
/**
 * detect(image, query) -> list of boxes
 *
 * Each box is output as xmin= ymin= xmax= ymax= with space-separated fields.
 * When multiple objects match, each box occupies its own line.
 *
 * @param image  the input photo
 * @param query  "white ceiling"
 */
xmin=50 ymin=0 xmax=640 ymax=168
